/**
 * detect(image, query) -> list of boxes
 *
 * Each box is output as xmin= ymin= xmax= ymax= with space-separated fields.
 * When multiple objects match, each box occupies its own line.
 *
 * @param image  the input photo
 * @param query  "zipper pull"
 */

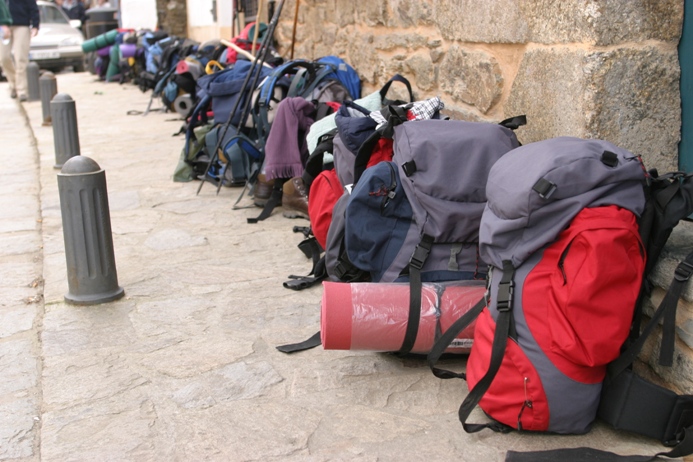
xmin=517 ymin=377 xmax=533 ymax=431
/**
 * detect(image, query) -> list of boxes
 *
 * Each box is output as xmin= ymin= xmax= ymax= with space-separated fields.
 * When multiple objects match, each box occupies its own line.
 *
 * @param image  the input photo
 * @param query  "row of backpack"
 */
xmin=274 ymin=75 xmax=693 ymax=460
xmin=94 ymin=20 xmax=693 ymax=460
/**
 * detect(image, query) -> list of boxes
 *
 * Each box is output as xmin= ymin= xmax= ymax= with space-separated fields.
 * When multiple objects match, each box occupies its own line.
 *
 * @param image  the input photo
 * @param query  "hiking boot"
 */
xmin=10 ymin=88 xmax=16 ymax=99
xmin=282 ymin=176 xmax=309 ymax=219
xmin=18 ymin=94 xmax=27 ymax=102
xmin=253 ymin=173 xmax=275 ymax=207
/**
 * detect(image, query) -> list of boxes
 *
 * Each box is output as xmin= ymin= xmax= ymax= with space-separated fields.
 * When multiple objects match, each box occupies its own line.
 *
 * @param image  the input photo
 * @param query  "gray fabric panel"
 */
xmin=480 ymin=137 xmax=646 ymax=268
xmin=331 ymin=133 xmax=354 ymax=187
xmin=487 ymin=251 xmax=601 ymax=434
xmin=393 ymin=119 xmax=520 ymax=242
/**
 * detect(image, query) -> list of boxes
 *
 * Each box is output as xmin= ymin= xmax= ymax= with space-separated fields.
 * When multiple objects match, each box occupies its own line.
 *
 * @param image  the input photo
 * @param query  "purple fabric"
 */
xmin=96 ymin=46 xmax=111 ymax=57
xmin=119 ymin=43 xmax=137 ymax=58
xmin=264 ymin=97 xmax=315 ymax=180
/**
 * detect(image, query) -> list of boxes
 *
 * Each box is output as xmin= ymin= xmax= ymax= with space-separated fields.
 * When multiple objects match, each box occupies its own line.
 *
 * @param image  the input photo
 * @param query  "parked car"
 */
xmin=29 ymin=1 xmax=85 ymax=72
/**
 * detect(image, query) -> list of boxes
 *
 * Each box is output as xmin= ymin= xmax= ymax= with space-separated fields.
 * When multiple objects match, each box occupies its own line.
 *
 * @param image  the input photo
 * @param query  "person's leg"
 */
xmin=0 ymin=27 xmax=16 ymax=97
xmin=12 ymin=26 xmax=31 ymax=100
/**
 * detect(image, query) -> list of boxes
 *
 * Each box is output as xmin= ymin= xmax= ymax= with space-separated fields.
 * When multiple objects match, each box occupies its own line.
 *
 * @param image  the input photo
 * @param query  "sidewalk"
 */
xmin=0 ymin=72 xmax=676 ymax=461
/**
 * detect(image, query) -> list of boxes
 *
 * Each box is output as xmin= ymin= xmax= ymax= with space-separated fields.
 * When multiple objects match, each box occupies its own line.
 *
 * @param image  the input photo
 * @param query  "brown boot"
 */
xmin=282 ymin=177 xmax=309 ymax=219
xmin=253 ymin=173 xmax=275 ymax=207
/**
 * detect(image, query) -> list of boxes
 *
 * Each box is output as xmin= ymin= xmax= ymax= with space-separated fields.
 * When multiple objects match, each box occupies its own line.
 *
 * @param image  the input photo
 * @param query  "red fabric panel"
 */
xmin=366 ymin=138 xmax=394 ymax=170
xmin=523 ymin=206 xmax=644 ymax=384
xmin=467 ymin=309 xmax=549 ymax=431
xmin=308 ymin=169 xmax=343 ymax=249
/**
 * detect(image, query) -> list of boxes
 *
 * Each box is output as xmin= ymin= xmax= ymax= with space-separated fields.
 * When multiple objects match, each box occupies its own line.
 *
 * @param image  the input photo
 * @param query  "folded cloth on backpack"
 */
xmin=368 ymin=96 xmax=445 ymax=128
xmin=264 ymin=97 xmax=316 ymax=180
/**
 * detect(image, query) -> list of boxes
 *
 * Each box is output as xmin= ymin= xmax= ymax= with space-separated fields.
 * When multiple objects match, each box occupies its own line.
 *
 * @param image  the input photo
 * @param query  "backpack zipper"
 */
xmin=517 ymin=376 xmax=533 ymax=430
xmin=558 ymin=242 xmax=573 ymax=285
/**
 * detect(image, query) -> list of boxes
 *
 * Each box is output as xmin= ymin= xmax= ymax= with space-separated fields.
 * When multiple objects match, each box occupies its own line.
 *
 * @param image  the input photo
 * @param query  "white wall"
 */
xmin=120 ymin=0 xmax=157 ymax=30
xmin=188 ymin=0 xmax=215 ymax=27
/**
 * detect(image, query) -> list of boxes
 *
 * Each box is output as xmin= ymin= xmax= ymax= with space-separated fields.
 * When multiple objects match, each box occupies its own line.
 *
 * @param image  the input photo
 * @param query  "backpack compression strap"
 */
xmin=427 ymin=262 xmax=515 ymax=433
xmin=399 ymin=234 xmax=434 ymax=354
xmin=598 ymin=251 xmax=693 ymax=458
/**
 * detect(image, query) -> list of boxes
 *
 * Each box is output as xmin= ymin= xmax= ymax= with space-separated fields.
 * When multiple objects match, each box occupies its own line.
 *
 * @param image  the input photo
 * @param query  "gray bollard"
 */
xmin=57 ymin=156 xmax=124 ymax=305
xmin=39 ymin=71 xmax=57 ymax=126
xmin=27 ymin=62 xmax=40 ymax=102
xmin=51 ymin=93 xmax=81 ymax=169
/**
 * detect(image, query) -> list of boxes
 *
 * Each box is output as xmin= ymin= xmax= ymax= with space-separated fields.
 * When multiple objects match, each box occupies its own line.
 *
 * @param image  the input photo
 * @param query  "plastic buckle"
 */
xmin=663 ymin=396 xmax=693 ymax=446
xmin=496 ymin=280 xmax=514 ymax=312
xmin=409 ymin=239 xmax=433 ymax=271
xmin=675 ymin=261 xmax=693 ymax=282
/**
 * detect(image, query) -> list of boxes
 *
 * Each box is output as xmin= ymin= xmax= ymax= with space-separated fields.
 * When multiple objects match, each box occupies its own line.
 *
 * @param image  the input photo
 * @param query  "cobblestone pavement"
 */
xmin=0 ymin=72 xmax=677 ymax=461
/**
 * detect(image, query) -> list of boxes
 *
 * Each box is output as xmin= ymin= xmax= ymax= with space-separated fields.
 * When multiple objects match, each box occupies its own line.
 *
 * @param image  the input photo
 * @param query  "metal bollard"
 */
xmin=57 ymin=156 xmax=124 ymax=305
xmin=27 ymin=62 xmax=40 ymax=102
xmin=39 ymin=71 xmax=57 ymax=126
xmin=51 ymin=93 xmax=81 ymax=169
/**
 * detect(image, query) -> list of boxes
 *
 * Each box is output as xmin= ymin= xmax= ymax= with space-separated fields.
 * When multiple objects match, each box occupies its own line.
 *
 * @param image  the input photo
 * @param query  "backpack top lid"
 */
xmin=480 ymin=136 xmax=647 ymax=269
xmin=392 ymin=119 xmax=521 ymax=243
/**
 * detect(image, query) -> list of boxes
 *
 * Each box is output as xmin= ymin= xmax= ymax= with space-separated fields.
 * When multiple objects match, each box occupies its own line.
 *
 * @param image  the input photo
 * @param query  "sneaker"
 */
xmin=18 ymin=94 xmax=27 ymax=102
xmin=282 ymin=177 xmax=309 ymax=218
xmin=10 ymin=89 xmax=16 ymax=99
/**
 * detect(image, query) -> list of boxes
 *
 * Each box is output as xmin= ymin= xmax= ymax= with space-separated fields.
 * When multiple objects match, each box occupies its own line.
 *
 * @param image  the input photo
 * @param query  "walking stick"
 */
xmin=290 ymin=0 xmax=299 ymax=59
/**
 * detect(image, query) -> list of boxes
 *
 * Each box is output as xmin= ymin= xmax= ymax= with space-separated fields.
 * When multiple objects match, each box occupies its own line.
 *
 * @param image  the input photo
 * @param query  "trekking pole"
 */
xmin=250 ymin=0 xmax=264 ymax=56
xmin=290 ymin=0 xmax=299 ymax=59
xmin=196 ymin=0 xmax=285 ymax=195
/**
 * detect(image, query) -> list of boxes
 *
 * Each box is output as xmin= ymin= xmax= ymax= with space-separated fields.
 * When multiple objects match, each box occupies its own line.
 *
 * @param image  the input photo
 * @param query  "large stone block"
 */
xmin=433 ymin=0 xmax=681 ymax=45
xmin=389 ymin=0 xmax=434 ymax=27
xmin=507 ymin=48 xmax=589 ymax=141
xmin=373 ymin=33 xmax=428 ymax=51
xmin=434 ymin=0 xmax=530 ymax=43
xmin=354 ymin=0 xmax=389 ymax=27
xmin=439 ymin=46 xmax=503 ymax=114
xmin=583 ymin=47 xmax=680 ymax=173
xmin=404 ymin=52 xmax=436 ymax=92
xmin=507 ymin=46 xmax=680 ymax=172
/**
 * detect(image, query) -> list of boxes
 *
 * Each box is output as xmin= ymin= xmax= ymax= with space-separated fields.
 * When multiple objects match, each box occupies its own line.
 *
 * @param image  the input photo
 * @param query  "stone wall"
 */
xmin=273 ymin=1 xmax=693 ymax=392
xmin=155 ymin=0 xmax=188 ymax=38
xmin=273 ymin=0 xmax=683 ymax=173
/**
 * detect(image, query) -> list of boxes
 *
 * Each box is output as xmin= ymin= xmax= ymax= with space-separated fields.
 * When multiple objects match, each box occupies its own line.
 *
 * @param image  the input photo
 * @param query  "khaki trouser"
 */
xmin=0 ymin=26 xmax=32 ymax=97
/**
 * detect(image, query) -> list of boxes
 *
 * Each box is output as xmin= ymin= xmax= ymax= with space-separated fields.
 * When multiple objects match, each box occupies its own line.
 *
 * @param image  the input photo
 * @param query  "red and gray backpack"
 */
xmin=429 ymin=137 xmax=693 ymax=460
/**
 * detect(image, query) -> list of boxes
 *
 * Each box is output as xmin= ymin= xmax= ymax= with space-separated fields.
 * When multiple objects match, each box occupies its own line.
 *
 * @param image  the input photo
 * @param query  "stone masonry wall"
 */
xmin=274 ymin=0 xmax=683 ymax=173
xmin=273 ymin=0 xmax=693 ymax=392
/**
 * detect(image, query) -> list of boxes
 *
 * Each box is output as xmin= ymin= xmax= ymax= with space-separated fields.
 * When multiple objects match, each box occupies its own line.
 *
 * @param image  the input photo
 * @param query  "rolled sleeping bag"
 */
xmin=119 ymin=43 xmax=137 ymax=58
xmin=321 ymin=280 xmax=485 ymax=354
xmin=96 ymin=45 xmax=111 ymax=58
xmin=173 ymin=94 xmax=194 ymax=118
xmin=82 ymin=28 xmax=119 ymax=53
xmin=105 ymin=43 xmax=120 ymax=81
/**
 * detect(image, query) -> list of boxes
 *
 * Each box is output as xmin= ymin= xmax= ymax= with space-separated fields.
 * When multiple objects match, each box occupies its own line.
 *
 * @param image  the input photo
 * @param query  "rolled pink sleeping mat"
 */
xmin=321 ymin=280 xmax=485 ymax=354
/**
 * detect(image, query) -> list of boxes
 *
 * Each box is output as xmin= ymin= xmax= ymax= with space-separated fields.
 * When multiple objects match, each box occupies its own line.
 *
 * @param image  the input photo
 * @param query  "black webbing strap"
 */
xmin=427 ymin=295 xmax=488 ymax=380
xmin=608 ymin=251 xmax=693 ymax=377
xmin=505 ymin=447 xmax=668 ymax=462
xmin=660 ymin=251 xmax=693 ymax=366
xmin=458 ymin=261 xmax=515 ymax=434
xmin=379 ymin=74 xmax=415 ymax=104
xmin=283 ymin=256 xmax=327 ymax=291
xmin=498 ymin=115 xmax=527 ymax=130
xmin=400 ymin=234 xmax=434 ymax=354
xmin=247 ymin=179 xmax=285 ymax=224
xmin=276 ymin=331 xmax=322 ymax=353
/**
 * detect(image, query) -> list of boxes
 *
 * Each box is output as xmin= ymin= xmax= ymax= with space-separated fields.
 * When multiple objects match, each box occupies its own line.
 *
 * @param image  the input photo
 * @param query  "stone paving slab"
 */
xmin=0 ymin=72 xmax=683 ymax=461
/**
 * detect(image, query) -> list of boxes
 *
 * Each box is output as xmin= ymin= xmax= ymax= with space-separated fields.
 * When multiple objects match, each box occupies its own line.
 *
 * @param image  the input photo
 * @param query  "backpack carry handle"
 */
xmin=379 ymin=74 xmax=415 ymax=104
